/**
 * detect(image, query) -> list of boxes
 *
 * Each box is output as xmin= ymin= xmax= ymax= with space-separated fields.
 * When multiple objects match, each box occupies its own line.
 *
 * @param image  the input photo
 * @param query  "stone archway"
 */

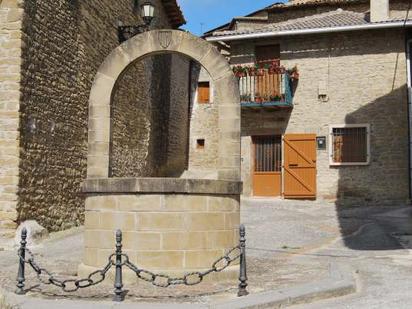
xmin=87 ymin=30 xmax=240 ymax=181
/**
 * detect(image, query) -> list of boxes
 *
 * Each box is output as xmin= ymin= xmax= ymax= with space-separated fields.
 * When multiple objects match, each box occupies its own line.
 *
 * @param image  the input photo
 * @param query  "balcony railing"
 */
xmin=233 ymin=65 xmax=295 ymax=108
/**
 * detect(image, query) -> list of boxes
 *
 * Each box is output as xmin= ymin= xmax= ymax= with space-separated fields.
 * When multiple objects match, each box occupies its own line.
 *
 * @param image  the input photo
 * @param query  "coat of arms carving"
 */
xmin=158 ymin=31 xmax=172 ymax=49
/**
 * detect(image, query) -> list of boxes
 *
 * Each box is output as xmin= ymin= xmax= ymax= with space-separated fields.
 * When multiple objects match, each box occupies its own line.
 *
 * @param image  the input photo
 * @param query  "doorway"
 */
xmin=252 ymin=135 xmax=282 ymax=197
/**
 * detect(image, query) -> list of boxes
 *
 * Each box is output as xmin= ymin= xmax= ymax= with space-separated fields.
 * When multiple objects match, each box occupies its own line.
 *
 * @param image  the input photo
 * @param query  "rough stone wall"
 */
xmin=18 ymin=0 xmax=84 ymax=231
xmin=17 ymin=0 xmax=174 ymax=232
xmin=188 ymin=67 xmax=219 ymax=177
xmin=111 ymin=53 xmax=191 ymax=178
xmin=166 ymin=54 xmax=191 ymax=176
xmin=232 ymin=28 xmax=409 ymax=206
xmin=110 ymin=59 xmax=153 ymax=177
xmin=0 ymin=0 xmax=23 ymax=237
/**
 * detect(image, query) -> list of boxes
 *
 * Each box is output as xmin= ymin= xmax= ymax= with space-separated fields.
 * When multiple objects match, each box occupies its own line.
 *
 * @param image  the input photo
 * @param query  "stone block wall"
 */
xmin=0 ymin=0 xmax=23 ymax=236
xmin=232 ymin=28 xmax=409 ymax=205
xmin=82 ymin=193 xmax=240 ymax=273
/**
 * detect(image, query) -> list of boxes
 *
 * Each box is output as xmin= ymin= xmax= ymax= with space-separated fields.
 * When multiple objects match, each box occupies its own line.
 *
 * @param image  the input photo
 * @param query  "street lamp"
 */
xmin=141 ymin=1 xmax=155 ymax=25
xmin=118 ymin=0 xmax=155 ymax=43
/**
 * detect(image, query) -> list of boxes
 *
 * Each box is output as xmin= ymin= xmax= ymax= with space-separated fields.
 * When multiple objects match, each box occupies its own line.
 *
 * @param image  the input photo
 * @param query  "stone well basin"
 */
xmin=78 ymin=178 xmax=242 ymax=282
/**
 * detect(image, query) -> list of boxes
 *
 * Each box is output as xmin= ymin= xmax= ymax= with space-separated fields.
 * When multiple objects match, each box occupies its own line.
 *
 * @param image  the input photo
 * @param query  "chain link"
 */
xmin=18 ymin=244 xmax=242 ymax=291
xmin=124 ymin=245 xmax=241 ymax=288
xmin=18 ymin=248 xmax=114 ymax=292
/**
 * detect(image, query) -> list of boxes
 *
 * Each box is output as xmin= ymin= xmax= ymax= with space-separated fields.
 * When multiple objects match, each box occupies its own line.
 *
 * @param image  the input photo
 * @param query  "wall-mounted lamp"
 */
xmin=118 ymin=1 xmax=155 ymax=43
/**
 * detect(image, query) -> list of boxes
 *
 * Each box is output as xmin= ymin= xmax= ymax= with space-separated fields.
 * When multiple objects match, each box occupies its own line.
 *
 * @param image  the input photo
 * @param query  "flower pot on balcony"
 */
xmin=257 ymin=68 xmax=265 ymax=76
xmin=255 ymin=96 xmax=262 ymax=103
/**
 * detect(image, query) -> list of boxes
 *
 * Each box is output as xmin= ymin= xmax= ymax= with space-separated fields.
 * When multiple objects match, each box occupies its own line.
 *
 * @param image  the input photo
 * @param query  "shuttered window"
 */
xmin=197 ymin=82 xmax=210 ymax=103
xmin=330 ymin=125 xmax=370 ymax=165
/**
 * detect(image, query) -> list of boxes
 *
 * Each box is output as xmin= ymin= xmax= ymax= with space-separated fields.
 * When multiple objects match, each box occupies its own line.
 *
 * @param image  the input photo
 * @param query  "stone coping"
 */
xmin=82 ymin=178 xmax=243 ymax=195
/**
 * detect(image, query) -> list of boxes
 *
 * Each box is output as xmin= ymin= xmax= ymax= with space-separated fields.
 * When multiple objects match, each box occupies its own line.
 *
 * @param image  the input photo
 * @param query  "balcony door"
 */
xmin=255 ymin=45 xmax=281 ymax=100
xmin=253 ymin=135 xmax=282 ymax=197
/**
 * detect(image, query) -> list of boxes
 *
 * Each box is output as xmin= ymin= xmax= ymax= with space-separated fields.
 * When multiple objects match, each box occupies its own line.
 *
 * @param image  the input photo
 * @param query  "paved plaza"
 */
xmin=1 ymin=199 xmax=412 ymax=308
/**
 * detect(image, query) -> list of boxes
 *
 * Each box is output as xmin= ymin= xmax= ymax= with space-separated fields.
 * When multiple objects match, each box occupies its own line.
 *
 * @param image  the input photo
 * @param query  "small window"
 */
xmin=329 ymin=124 xmax=370 ymax=166
xmin=197 ymin=82 xmax=210 ymax=104
xmin=196 ymin=139 xmax=205 ymax=149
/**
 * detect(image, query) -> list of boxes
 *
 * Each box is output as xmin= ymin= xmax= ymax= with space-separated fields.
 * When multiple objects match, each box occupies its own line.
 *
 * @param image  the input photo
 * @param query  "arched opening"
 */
xmin=86 ymin=30 xmax=241 ymax=181
xmin=109 ymin=52 xmax=217 ymax=178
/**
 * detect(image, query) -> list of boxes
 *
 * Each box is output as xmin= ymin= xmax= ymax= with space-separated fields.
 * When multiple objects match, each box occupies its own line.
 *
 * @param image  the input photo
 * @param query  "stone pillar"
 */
xmin=0 ymin=0 xmax=23 ymax=237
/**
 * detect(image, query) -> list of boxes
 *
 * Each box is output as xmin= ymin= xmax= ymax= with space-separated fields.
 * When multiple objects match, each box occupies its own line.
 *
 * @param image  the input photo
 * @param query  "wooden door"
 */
xmin=253 ymin=136 xmax=282 ymax=197
xmin=255 ymin=45 xmax=281 ymax=100
xmin=283 ymin=134 xmax=317 ymax=199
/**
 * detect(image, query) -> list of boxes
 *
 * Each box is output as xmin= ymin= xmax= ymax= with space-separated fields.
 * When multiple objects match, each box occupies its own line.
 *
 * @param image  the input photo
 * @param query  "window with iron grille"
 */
xmin=329 ymin=124 xmax=370 ymax=166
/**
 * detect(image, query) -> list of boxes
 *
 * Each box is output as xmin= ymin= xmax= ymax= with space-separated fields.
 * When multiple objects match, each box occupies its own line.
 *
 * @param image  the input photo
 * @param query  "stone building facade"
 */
xmin=0 ymin=0 xmax=185 ymax=237
xmin=205 ymin=0 xmax=412 ymax=206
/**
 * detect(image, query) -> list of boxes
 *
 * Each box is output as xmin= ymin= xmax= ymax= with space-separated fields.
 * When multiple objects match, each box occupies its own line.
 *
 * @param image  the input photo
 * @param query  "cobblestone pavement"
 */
xmin=2 ymin=198 xmax=411 ymax=307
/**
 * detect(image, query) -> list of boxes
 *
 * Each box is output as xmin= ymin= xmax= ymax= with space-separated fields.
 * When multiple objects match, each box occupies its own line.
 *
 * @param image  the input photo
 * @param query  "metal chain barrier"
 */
xmin=17 ymin=241 xmax=114 ymax=293
xmin=15 ymin=225 xmax=249 ymax=301
xmin=124 ymin=245 xmax=241 ymax=288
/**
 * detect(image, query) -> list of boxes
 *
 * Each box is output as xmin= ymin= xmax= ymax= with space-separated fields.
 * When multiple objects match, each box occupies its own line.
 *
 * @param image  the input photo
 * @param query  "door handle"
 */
xmin=289 ymin=164 xmax=298 ymax=167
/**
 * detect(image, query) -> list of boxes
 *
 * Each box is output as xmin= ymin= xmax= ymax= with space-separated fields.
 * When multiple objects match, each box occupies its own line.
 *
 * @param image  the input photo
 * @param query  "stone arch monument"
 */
xmin=79 ymin=30 xmax=241 ymax=280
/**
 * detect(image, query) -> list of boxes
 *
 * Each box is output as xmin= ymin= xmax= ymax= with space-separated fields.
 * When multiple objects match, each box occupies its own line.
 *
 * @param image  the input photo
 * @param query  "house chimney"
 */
xmin=370 ymin=0 xmax=389 ymax=22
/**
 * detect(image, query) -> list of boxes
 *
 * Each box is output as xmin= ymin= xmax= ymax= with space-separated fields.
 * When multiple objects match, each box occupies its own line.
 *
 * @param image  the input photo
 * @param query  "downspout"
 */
xmin=405 ymin=3 xmax=412 ymax=202
xmin=406 ymin=39 xmax=412 ymax=202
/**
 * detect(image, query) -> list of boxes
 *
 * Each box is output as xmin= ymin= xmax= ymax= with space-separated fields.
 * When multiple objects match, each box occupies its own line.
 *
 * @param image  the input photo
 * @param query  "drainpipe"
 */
xmin=406 ymin=39 xmax=412 ymax=202
xmin=405 ymin=0 xmax=412 ymax=202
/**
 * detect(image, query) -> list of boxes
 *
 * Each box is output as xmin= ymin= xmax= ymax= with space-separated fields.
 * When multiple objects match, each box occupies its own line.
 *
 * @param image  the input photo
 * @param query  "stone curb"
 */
xmin=0 ymin=263 xmax=356 ymax=309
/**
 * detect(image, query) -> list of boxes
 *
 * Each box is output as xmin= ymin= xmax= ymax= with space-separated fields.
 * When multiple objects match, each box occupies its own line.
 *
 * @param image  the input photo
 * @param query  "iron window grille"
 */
xmin=329 ymin=124 xmax=370 ymax=166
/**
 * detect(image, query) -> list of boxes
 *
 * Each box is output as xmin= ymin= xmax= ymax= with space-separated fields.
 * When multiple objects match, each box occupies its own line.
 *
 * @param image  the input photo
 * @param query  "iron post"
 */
xmin=238 ymin=224 xmax=249 ymax=297
xmin=113 ymin=229 xmax=124 ymax=302
xmin=16 ymin=227 xmax=27 ymax=295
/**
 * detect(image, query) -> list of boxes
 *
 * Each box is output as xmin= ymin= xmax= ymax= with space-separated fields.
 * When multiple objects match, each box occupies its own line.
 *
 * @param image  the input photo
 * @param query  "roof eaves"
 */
xmin=268 ymin=0 xmax=368 ymax=10
xmin=206 ymin=19 xmax=412 ymax=42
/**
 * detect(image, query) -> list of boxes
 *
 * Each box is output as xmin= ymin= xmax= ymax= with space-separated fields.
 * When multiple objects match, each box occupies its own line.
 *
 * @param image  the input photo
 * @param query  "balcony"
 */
xmin=233 ymin=63 xmax=297 ymax=109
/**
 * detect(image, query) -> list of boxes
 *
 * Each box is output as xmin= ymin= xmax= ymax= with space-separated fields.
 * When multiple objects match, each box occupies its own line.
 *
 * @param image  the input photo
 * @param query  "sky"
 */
xmin=177 ymin=0 xmax=287 ymax=35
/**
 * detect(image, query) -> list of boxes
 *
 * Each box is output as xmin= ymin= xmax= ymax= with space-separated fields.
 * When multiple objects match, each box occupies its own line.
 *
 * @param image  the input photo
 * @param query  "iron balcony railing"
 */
xmin=234 ymin=67 xmax=294 ymax=108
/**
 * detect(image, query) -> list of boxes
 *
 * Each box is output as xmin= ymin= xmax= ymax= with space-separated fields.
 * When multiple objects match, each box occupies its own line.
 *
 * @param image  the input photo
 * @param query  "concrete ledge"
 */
xmin=0 ymin=263 xmax=356 ymax=309
xmin=82 ymin=178 xmax=243 ymax=195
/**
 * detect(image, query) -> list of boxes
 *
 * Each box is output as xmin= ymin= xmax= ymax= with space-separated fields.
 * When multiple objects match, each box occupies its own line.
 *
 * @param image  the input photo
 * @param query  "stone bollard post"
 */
xmin=113 ymin=229 xmax=124 ymax=302
xmin=16 ymin=227 xmax=27 ymax=295
xmin=238 ymin=224 xmax=249 ymax=297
